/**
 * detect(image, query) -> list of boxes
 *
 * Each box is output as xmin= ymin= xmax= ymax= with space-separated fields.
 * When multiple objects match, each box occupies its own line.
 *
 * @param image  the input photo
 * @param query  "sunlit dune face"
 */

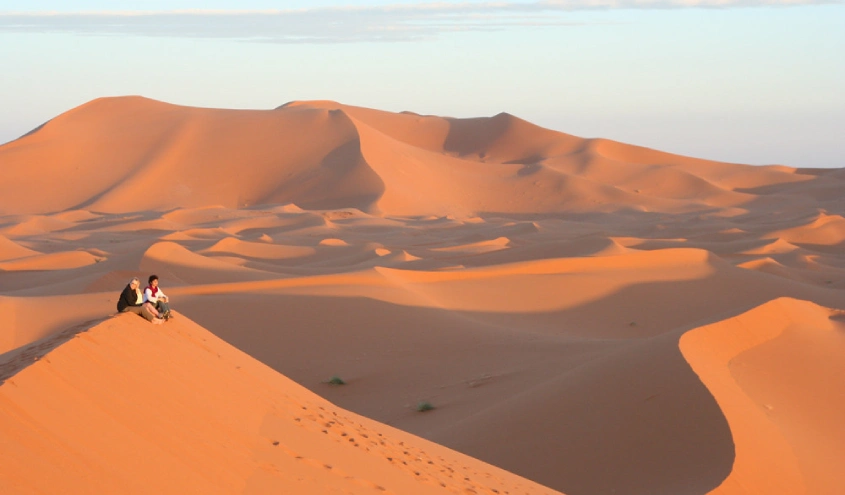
xmin=0 ymin=97 xmax=843 ymax=495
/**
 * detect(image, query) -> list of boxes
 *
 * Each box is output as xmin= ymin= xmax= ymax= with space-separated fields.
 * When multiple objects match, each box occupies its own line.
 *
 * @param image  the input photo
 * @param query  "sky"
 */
xmin=1 ymin=1 xmax=843 ymax=168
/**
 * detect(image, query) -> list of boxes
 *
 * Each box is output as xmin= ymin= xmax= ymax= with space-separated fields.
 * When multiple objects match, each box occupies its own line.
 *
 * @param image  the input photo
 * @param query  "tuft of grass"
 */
xmin=416 ymin=401 xmax=435 ymax=412
xmin=326 ymin=375 xmax=346 ymax=386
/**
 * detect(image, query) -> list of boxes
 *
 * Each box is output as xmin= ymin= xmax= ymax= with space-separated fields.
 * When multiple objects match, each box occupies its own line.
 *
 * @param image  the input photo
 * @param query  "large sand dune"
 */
xmin=0 ymin=313 xmax=560 ymax=494
xmin=0 ymin=97 xmax=843 ymax=494
xmin=0 ymin=96 xmax=830 ymax=217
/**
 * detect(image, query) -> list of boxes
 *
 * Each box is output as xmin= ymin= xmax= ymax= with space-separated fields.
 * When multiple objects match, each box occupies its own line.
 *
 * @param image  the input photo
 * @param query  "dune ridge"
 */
xmin=0 ymin=97 xmax=843 ymax=494
xmin=0 ymin=96 xmax=827 ymax=217
xmin=0 ymin=313 xmax=561 ymax=495
xmin=681 ymin=298 xmax=845 ymax=494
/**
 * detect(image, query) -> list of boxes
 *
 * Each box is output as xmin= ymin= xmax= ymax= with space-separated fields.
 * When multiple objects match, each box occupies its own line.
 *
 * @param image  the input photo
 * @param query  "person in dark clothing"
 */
xmin=117 ymin=277 xmax=140 ymax=312
xmin=117 ymin=277 xmax=161 ymax=324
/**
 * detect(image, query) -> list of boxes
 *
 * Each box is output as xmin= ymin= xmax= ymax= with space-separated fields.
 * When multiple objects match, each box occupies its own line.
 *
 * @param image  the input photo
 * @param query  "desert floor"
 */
xmin=1 ymin=97 xmax=843 ymax=494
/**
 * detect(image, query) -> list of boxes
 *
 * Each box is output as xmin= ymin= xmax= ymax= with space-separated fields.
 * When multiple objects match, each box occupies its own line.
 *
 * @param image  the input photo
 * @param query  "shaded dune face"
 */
xmin=438 ymin=326 xmax=736 ymax=495
xmin=681 ymin=298 xmax=845 ymax=495
xmin=0 ymin=97 xmax=385 ymax=214
xmin=0 ymin=314 xmax=562 ymax=495
xmin=0 ymin=95 xmax=827 ymax=217
xmin=1 ymin=96 xmax=844 ymax=495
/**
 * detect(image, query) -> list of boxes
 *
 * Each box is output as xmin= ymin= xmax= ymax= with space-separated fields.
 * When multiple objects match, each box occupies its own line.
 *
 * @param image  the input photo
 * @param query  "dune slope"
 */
xmin=0 ymin=313 xmax=561 ymax=495
xmin=0 ymin=96 xmax=829 ymax=217
xmin=0 ymin=97 xmax=843 ymax=495
xmin=680 ymin=298 xmax=845 ymax=495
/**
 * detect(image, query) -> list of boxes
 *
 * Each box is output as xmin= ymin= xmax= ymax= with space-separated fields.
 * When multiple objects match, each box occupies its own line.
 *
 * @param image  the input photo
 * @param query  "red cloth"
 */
xmin=146 ymin=286 xmax=159 ymax=298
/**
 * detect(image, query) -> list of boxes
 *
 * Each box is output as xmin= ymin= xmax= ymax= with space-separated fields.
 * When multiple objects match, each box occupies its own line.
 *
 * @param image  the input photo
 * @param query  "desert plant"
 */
xmin=416 ymin=401 xmax=435 ymax=412
xmin=326 ymin=375 xmax=346 ymax=386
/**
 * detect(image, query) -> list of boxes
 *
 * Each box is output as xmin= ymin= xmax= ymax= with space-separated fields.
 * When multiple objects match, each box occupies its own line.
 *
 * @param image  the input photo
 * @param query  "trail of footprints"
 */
xmin=0 ymin=320 xmax=543 ymax=493
xmin=268 ymin=400 xmax=546 ymax=495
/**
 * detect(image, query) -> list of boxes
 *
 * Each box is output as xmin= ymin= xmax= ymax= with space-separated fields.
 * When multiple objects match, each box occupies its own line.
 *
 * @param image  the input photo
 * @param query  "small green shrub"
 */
xmin=326 ymin=376 xmax=346 ymax=386
xmin=416 ymin=401 xmax=435 ymax=412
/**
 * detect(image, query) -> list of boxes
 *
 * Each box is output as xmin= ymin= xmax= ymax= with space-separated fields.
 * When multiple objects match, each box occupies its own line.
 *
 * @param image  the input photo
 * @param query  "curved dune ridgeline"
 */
xmin=681 ymin=298 xmax=845 ymax=494
xmin=0 ymin=97 xmax=843 ymax=494
xmin=0 ymin=314 xmax=561 ymax=495
xmin=0 ymin=96 xmax=833 ymax=217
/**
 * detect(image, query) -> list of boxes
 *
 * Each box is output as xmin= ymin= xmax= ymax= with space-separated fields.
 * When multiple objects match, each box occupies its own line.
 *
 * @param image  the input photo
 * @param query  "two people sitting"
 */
xmin=116 ymin=274 xmax=173 ymax=324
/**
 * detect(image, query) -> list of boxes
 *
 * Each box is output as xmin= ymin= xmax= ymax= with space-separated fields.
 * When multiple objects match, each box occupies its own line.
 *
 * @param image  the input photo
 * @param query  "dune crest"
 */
xmin=0 ymin=96 xmax=843 ymax=495
xmin=0 ymin=313 xmax=561 ymax=495
xmin=0 ymin=96 xmax=829 ymax=217
xmin=680 ymin=298 xmax=845 ymax=494
xmin=0 ymin=235 xmax=39 ymax=261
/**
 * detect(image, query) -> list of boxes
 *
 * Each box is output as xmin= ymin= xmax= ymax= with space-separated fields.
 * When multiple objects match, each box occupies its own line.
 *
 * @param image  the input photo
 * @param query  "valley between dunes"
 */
xmin=0 ymin=97 xmax=843 ymax=494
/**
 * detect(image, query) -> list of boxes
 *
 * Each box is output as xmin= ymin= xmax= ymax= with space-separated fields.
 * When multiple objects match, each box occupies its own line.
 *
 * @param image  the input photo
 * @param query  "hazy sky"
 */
xmin=1 ymin=1 xmax=843 ymax=168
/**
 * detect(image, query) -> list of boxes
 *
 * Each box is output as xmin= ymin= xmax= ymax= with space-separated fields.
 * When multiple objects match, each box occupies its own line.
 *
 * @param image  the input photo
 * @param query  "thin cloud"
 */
xmin=0 ymin=0 xmax=838 ymax=43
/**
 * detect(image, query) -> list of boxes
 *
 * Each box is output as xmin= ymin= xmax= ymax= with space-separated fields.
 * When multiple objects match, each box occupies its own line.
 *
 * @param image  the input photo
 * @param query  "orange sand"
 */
xmin=0 ymin=97 xmax=843 ymax=494
xmin=0 ymin=313 xmax=559 ymax=494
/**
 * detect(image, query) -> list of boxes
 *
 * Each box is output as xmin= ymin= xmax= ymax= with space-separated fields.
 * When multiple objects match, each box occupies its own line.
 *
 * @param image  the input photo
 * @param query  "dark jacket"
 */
xmin=117 ymin=284 xmax=141 ymax=312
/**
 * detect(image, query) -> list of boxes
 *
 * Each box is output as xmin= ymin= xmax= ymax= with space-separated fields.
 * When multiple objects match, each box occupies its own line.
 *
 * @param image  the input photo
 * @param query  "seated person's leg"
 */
xmin=142 ymin=304 xmax=162 ymax=323
xmin=125 ymin=304 xmax=156 ymax=322
xmin=154 ymin=301 xmax=171 ymax=319
xmin=123 ymin=306 xmax=145 ymax=317
xmin=143 ymin=302 xmax=160 ymax=318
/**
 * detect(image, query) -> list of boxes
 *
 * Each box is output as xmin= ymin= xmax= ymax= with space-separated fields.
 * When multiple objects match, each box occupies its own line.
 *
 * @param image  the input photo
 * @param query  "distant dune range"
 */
xmin=0 ymin=97 xmax=843 ymax=494
xmin=2 ymin=95 xmax=841 ymax=216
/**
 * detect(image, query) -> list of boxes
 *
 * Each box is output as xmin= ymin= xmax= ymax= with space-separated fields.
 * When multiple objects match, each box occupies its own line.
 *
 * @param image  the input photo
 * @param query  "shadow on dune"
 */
xmin=474 ymin=200 xmax=843 ymax=250
xmin=447 ymin=327 xmax=735 ymax=495
xmin=171 ymin=259 xmax=845 ymax=495
xmin=443 ymin=113 xmax=512 ymax=156
xmin=175 ymin=284 xmax=748 ymax=495
xmin=734 ymin=167 xmax=845 ymax=197
xmin=0 ymin=316 xmax=106 ymax=385
xmin=283 ymin=130 xmax=385 ymax=213
xmin=15 ymin=120 xmax=51 ymax=141
xmin=791 ymin=240 xmax=845 ymax=254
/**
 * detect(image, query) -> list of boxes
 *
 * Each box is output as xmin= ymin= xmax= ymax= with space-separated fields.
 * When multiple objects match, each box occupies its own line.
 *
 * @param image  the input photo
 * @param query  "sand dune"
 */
xmin=0 ymin=313 xmax=561 ymax=495
xmin=140 ymin=241 xmax=279 ymax=284
xmin=766 ymin=212 xmax=845 ymax=247
xmin=203 ymin=237 xmax=316 ymax=260
xmin=740 ymin=237 xmax=801 ymax=255
xmin=0 ymin=235 xmax=39 ymax=261
xmin=0 ymin=97 xmax=843 ymax=494
xmin=0 ymin=96 xmax=828 ymax=217
xmin=0 ymin=215 xmax=75 ymax=236
xmin=737 ymin=257 xmax=809 ymax=282
xmin=0 ymin=250 xmax=101 ymax=271
xmin=0 ymin=294 xmax=112 ymax=354
xmin=681 ymin=298 xmax=845 ymax=494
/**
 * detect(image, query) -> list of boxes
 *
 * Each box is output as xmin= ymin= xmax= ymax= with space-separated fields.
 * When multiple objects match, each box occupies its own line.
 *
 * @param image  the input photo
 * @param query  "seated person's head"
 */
xmin=148 ymin=275 xmax=159 ymax=288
